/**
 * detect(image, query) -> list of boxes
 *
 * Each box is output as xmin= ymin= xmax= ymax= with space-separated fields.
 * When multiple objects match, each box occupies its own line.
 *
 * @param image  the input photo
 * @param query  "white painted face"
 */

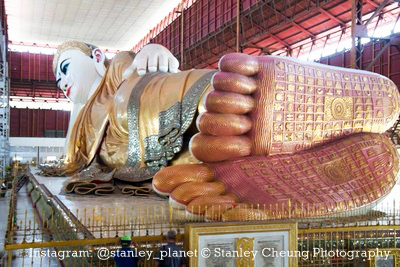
xmin=55 ymin=50 xmax=101 ymax=104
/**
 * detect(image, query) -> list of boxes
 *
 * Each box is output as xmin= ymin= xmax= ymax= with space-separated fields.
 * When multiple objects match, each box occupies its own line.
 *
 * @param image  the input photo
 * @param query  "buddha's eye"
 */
xmin=61 ymin=63 xmax=70 ymax=75
xmin=59 ymin=58 xmax=70 ymax=75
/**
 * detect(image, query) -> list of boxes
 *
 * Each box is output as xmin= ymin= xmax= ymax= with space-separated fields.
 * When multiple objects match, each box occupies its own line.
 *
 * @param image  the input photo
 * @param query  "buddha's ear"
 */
xmin=92 ymin=48 xmax=106 ymax=77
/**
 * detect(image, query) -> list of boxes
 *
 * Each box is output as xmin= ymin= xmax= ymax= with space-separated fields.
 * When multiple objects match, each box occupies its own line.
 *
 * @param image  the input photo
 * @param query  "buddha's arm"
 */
xmin=100 ymin=69 xmax=214 ymax=175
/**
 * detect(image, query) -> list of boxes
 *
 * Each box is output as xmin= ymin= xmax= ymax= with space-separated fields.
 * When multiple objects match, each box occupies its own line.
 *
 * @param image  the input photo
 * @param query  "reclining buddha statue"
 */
xmin=55 ymin=40 xmax=400 ymax=220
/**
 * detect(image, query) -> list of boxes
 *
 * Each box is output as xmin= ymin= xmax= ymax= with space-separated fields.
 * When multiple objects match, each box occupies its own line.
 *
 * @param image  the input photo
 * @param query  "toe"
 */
xmin=170 ymin=182 xmax=225 ymax=206
xmin=218 ymin=53 xmax=259 ymax=76
xmin=197 ymin=112 xmax=252 ymax=136
xmin=190 ymin=133 xmax=251 ymax=162
xmin=152 ymin=164 xmax=214 ymax=195
xmin=212 ymin=72 xmax=257 ymax=94
xmin=206 ymin=91 xmax=255 ymax=114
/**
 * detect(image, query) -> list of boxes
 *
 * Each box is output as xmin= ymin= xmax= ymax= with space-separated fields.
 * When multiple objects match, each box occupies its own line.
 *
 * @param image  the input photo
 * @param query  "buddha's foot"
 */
xmin=190 ymin=53 xmax=400 ymax=163
xmin=154 ymin=133 xmax=399 ymax=221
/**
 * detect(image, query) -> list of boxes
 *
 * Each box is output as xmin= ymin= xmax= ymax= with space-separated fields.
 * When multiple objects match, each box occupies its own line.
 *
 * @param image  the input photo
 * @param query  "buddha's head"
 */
xmin=53 ymin=41 xmax=106 ymax=104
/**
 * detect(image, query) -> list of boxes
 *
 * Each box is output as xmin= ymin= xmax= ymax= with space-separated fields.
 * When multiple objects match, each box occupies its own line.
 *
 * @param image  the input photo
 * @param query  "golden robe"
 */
xmin=65 ymin=52 xmax=214 ymax=181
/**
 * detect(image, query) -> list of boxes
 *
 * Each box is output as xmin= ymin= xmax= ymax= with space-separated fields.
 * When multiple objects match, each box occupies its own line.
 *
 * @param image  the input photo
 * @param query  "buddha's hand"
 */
xmin=123 ymin=44 xmax=180 ymax=78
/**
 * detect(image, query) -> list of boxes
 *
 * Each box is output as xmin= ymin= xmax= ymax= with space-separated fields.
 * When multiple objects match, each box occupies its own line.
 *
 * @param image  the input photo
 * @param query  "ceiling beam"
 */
xmin=318 ymin=7 xmax=345 ymax=26
xmin=310 ymin=0 xmax=346 ymax=26
xmin=291 ymin=21 xmax=316 ymax=38
xmin=265 ymin=2 xmax=316 ymax=39
xmin=241 ymin=14 xmax=291 ymax=48
xmin=365 ymin=0 xmax=390 ymax=26
xmin=245 ymin=44 xmax=271 ymax=54
xmin=365 ymin=0 xmax=396 ymax=20
xmin=269 ymin=34 xmax=291 ymax=48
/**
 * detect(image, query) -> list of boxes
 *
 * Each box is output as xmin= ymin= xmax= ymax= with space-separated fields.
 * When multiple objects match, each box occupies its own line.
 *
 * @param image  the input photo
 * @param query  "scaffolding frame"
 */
xmin=0 ymin=13 xmax=10 ymax=178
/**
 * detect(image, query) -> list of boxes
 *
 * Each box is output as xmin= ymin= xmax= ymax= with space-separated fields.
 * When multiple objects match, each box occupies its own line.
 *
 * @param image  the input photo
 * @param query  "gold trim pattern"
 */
xmin=126 ymin=72 xmax=213 ymax=180
xmin=319 ymin=159 xmax=351 ymax=184
xmin=324 ymin=96 xmax=353 ymax=121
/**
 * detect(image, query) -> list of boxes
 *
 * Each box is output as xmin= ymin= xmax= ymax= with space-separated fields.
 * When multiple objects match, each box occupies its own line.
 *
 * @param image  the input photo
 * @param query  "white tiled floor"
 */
xmin=32 ymin=168 xmax=170 ymax=237
xmin=33 ymin=169 xmax=168 ymax=212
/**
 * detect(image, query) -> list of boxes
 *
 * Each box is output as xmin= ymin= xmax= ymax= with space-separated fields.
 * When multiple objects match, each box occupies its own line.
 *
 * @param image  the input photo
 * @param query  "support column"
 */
xmin=180 ymin=4 xmax=184 ymax=67
xmin=236 ymin=0 xmax=241 ymax=52
xmin=0 ymin=17 xmax=9 ymax=179
xmin=351 ymin=0 xmax=363 ymax=69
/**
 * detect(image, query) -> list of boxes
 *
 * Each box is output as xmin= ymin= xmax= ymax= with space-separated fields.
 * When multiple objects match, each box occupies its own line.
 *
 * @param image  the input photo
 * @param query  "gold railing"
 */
xmin=5 ymin=221 xmax=400 ymax=266
xmin=5 ymin=201 xmax=400 ymax=265
xmin=298 ymin=225 xmax=400 ymax=266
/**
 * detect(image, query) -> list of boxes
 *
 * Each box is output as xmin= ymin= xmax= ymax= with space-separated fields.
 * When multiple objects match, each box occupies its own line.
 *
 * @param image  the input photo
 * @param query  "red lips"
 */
xmin=66 ymin=87 xmax=71 ymax=97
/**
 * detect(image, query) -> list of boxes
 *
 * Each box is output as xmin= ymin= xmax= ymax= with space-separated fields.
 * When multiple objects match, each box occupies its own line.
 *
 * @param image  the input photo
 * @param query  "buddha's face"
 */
xmin=55 ymin=50 xmax=101 ymax=104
